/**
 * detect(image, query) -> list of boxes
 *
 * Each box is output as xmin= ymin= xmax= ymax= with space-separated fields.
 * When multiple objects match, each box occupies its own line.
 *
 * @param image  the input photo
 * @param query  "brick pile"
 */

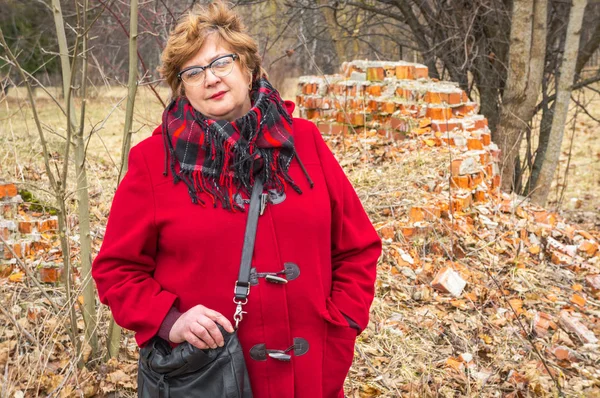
xmin=296 ymin=60 xmax=600 ymax=349
xmin=0 ymin=181 xmax=60 ymax=282
xmin=296 ymin=60 xmax=500 ymax=215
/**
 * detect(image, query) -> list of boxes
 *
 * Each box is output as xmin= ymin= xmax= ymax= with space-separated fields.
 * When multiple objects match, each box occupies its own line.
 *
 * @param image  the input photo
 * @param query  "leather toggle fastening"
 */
xmin=249 ymin=338 xmax=309 ymax=362
xmin=249 ymin=262 xmax=300 ymax=286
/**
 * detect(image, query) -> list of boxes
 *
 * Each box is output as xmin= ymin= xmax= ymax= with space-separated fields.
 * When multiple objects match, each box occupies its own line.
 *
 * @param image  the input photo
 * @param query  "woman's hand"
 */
xmin=169 ymin=305 xmax=234 ymax=349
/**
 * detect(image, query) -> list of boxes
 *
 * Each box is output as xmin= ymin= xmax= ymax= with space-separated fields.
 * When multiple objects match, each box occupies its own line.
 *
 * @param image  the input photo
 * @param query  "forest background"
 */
xmin=0 ymin=0 xmax=599 ymax=396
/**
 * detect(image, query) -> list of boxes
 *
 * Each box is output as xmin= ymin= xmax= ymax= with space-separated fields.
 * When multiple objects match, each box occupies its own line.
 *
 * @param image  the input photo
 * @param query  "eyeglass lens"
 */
xmin=181 ymin=55 xmax=235 ymax=85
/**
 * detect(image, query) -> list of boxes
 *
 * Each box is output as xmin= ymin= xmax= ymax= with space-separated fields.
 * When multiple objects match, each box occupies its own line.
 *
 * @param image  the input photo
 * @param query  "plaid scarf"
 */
xmin=161 ymin=78 xmax=305 ymax=211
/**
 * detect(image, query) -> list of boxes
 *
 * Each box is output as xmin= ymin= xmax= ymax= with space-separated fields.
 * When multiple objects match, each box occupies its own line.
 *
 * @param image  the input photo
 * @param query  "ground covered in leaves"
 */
xmin=0 ymin=88 xmax=599 ymax=397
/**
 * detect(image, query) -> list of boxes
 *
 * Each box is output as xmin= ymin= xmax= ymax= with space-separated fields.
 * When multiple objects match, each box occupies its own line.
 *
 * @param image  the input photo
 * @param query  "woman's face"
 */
xmin=180 ymin=34 xmax=252 ymax=121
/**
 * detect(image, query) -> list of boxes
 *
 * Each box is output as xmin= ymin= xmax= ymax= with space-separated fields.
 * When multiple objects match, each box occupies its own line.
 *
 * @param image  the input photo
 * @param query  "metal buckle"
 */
xmin=233 ymin=297 xmax=248 ymax=329
xmin=234 ymin=281 xmax=250 ymax=299
xmin=260 ymin=193 xmax=268 ymax=215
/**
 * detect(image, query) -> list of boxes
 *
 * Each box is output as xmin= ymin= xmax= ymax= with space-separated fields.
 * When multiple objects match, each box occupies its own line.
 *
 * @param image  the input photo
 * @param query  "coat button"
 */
xmin=249 ymin=338 xmax=309 ymax=361
xmin=249 ymin=262 xmax=300 ymax=286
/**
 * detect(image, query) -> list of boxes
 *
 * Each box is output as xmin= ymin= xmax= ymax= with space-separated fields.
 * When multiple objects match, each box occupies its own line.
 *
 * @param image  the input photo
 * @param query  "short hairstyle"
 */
xmin=158 ymin=1 xmax=267 ymax=97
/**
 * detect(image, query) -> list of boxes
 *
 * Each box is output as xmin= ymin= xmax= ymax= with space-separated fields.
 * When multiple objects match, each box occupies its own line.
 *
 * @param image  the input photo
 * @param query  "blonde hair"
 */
xmin=158 ymin=1 xmax=267 ymax=97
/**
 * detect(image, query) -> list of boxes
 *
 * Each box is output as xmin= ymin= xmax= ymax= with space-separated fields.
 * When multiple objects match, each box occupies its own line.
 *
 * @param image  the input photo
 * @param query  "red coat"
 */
xmin=92 ymin=101 xmax=382 ymax=398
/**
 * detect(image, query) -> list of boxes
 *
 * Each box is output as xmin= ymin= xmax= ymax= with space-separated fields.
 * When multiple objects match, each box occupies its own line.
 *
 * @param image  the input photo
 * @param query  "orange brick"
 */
xmin=452 ymin=193 xmax=472 ymax=212
xmin=451 ymin=175 xmax=470 ymax=189
xmin=470 ymin=172 xmax=484 ymax=187
xmin=347 ymin=113 xmax=365 ymax=126
xmin=479 ymin=152 xmax=490 ymax=165
xmin=18 ymin=221 xmax=36 ymax=234
xmin=453 ymin=103 xmax=478 ymax=115
xmin=0 ymin=184 xmax=18 ymax=199
xmin=448 ymin=92 xmax=462 ymax=105
xmin=330 ymin=124 xmax=350 ymax=136
xmin=390 ymin=116 xmax=409 ymax=131
xmin=367 ymin=85 xmax=382 ymax=96
xmin=382 ymin=102 xmax=395 ymax=114
xmin=31 ymin=241 xmax=51 ymax=253
xmin=39 ymin=266 xmax=61 ymax=283
xmin=367 ymin=67 xmax=385 ymax=81
xmin=451 ymin=159 xmax=463 ymax=176
xmin=467 ymin=138 xmax=484 ymax=150
xmin=426 ymin=107 xmax=452 ymax=120
xmin=38 ymin=218 xmax=58 ymax=233
xmin=348 ymin=85 xmax=357 ymax=97
xmin=552 ymin=346 xmax=579 ymax=362
xmin=473 ymin=190 xmax=486 ymax=202
xmin=425 ymin=91 xmax=449 ymax=104
xmin=409 ymin=207 xmax=424 ymax=222
xmin=306 ymin=109 xmax=320 ymax=120
xmin=474 ymin=118 xmax=488 ymax=130
xmin=480 ymin=133 xmax=491 ymax=145
xmin=395 ymin=65 xmax=415 ymax=80
xmin=432 ymin=120 xmax=460 ymax=132
xmin=316 ymin=122 xmax=331 ymax=134
xmin=491 ymin=175 xmax=501 ymax=189
xmin=399 ymin=225 xmax=415 ymax=239
xmin=415 ymin=65 xmax=428 ymax=79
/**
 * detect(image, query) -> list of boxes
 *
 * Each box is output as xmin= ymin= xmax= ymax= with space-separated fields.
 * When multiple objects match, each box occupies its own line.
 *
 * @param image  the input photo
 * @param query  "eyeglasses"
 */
xmin=177 ymin=54 xmax=239 ymax=86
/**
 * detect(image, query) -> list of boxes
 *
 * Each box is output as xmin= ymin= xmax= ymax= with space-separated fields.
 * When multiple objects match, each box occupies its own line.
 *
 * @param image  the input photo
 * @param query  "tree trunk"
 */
xmin=51 ymin=0 xmax=82 ymax=363
xmin=527 ymin=2 xmax=598 ymax=195
xmin=75 ymin=0 xmax=99 ymax=360
xmin=530 ymin=0 xmax=588 ymax=205
xmin=108 ymin=0 xmax=139 ymax=360
xmin=496 ymin=0 xmax=547 ymax=193
xmin=317 ymin=0 xmax=348 ymax=63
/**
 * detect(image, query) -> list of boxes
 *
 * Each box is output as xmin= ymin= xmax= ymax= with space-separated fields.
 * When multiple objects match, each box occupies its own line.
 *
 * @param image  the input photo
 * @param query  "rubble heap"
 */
xmin=296 ymin=60 xmax=501 ymax=216
xmin=296 ymin=61 xmax=600 ymax=395
xmin=0 ymin=181 xmax=61 ymax=282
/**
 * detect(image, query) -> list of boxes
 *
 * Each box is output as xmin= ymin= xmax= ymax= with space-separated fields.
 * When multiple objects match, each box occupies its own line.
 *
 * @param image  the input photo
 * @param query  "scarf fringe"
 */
xmin=162 ymin=78 xmax=312 ymax=211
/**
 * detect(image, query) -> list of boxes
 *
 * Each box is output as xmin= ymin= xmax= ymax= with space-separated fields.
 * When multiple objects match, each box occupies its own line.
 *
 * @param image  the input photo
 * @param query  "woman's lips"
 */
xmin=209 ymin=91 xmax=226 ymax=100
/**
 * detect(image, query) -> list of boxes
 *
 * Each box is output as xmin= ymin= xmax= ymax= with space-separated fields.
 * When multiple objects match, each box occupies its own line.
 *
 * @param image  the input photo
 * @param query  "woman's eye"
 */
xmin=213 ymin=59 xmax=232 ymax=69
xmin=185 ymin=69 xmax=202 ymax=79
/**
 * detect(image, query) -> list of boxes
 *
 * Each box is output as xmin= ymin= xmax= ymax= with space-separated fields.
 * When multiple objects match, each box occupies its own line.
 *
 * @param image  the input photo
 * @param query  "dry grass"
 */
xmin=0 ymin=84 xmax=599 ymax=397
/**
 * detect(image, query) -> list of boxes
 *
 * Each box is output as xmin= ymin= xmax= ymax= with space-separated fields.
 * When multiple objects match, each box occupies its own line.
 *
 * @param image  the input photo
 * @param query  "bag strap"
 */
xmin=233 ymin=177 xmax=264 ymax=328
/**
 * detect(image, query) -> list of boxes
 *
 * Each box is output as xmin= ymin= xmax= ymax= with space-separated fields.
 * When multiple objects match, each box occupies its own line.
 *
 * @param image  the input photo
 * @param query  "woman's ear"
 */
xmin=247 ymin=69 xmax=254 ymax=89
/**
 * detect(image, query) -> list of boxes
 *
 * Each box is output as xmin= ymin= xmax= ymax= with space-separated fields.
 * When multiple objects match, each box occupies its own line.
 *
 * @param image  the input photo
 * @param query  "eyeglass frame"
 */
xmin=177 ymin=53 xmax=240 ymax=85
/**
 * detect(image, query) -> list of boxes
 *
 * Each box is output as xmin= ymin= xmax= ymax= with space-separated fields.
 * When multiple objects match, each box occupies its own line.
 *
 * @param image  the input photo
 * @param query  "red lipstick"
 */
xmin=209 ymin=91 xmax=226 ymax=99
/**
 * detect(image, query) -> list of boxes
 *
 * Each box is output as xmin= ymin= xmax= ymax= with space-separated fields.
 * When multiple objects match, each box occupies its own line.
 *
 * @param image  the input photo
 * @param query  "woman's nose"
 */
xmin=204 ymin=68 xmax=222 ymax=87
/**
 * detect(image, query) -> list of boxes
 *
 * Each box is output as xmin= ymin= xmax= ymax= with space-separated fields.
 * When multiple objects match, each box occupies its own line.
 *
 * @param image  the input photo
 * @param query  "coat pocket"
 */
xmin=322 ymin=309 xmax=357 ymax=398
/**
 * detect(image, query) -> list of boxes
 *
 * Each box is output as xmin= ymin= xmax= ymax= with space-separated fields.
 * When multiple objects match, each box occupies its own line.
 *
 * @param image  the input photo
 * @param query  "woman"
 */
xmin=91 ymin=2 xmax=381 ymax=397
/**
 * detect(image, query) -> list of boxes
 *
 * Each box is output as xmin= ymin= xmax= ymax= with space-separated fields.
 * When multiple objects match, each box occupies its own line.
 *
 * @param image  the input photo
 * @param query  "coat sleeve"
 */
xmin=310 ymin=123 xmax=382 ymax=332
xmin=92 ymin=144 xmax=178 ymax=346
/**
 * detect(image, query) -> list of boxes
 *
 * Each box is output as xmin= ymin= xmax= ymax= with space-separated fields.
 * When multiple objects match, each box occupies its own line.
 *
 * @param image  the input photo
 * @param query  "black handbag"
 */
xmin=137 ymin=178 xmax=265 ymax=398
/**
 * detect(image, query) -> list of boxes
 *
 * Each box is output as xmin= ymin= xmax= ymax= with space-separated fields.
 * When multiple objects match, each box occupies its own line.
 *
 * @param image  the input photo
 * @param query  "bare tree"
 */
xmin=531 ymin=0 xmax=589 ymax=205
xmin=105 ymin=0 xmax=140 ymax=360
xmin=496 ymin=0 xmax=547 ymax=193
